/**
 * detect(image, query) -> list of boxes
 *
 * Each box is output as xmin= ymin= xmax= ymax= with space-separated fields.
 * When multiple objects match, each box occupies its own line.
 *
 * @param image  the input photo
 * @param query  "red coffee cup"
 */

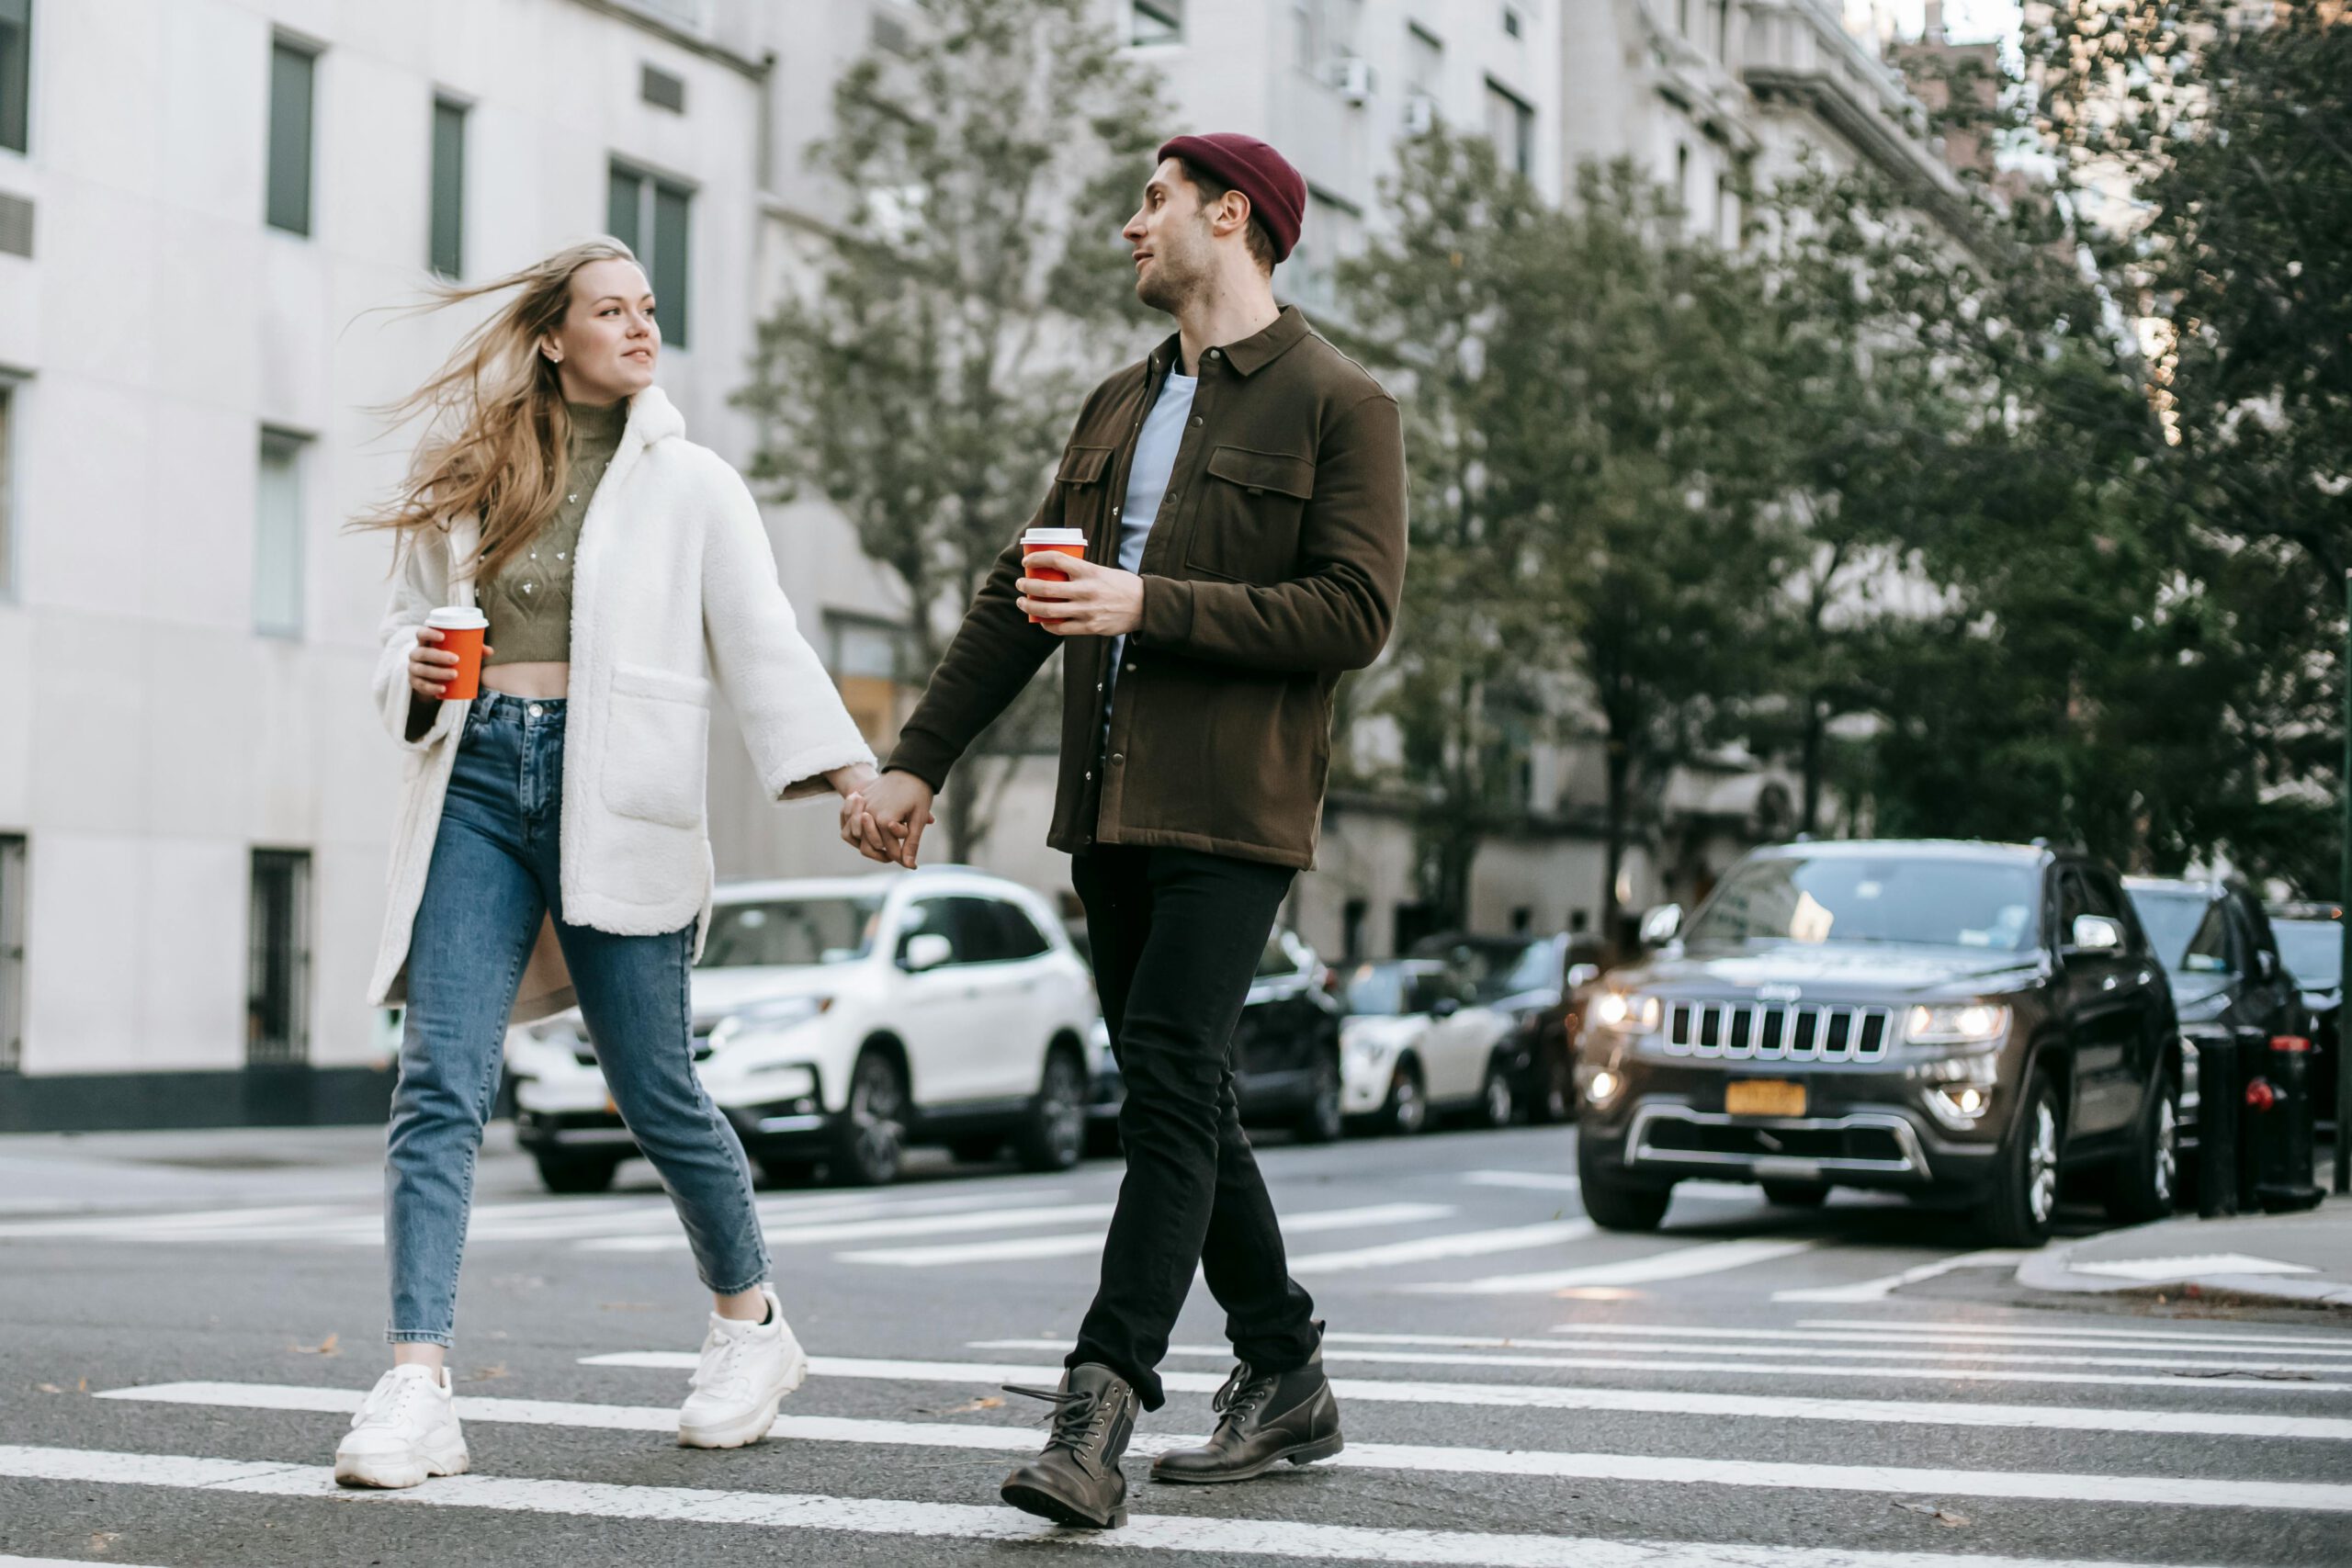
xmin=426 ymin=606 xmax=489 ymax=701
xmin=1023 ymin=527 xmax=1087 ymax=624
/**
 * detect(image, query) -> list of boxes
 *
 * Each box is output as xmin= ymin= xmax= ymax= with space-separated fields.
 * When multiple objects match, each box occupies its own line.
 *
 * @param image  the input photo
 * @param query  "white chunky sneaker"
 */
xmin=677 ymin=1285 xmax=808 ymax=1449
xmin=334 ymin=1364 xmax=469 ymax=1489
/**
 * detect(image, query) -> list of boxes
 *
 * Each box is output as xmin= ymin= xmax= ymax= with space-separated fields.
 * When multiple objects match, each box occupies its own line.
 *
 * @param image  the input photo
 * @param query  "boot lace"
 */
xmin=1209 ymin=1362 xmax=1280 ymax=1432
xmin=1003 ymin=1382 xmax=1107 ymax=1457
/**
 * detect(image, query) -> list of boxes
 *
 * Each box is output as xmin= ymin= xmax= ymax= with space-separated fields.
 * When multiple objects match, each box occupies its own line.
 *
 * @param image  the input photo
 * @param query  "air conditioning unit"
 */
xmin=1327 ymin=56 xmax=1374 ymax=105
xmin=1403 ymin=94 xmax=1438 ymax=134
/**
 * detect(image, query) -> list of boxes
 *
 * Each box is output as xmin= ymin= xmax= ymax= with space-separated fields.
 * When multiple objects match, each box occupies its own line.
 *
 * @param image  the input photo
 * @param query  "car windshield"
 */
xmin=2275 ymin=919 xmax=2344 ymax=991
xmin=699 ymin=896 xmax=884 ymax=968
xmin=2128 ymin=890 xmax=2226 ymax=974
xmin=1345 ymin=964 xmax=1445 ymax=1016
xmin=1485 ymin=939 xmax=1560 ymax=1001
xmin=1683 ymin=854 xmax=2039 ymax=952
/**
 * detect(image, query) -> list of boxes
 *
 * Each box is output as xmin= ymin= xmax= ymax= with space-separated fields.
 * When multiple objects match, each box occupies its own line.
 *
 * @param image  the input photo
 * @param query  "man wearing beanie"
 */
xmin=842 ymin=132 xmax=1407 ymax=1529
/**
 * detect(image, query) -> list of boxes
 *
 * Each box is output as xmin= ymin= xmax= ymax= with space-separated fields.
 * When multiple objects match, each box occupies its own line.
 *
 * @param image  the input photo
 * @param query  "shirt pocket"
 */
xmin=1054 ymin=444 xmax=1117 ymax=547
xmin=600 ymin=664 xmax=712 ymax=829
xmin=1185 ymin=446 xmax=1316 ymax=584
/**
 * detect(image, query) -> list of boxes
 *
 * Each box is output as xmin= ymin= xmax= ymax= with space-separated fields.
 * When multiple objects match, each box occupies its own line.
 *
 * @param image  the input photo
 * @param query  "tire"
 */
xmin=1014 ymin=1048 xmax=1088 ymax=1172
xmin=1294 ymin=1050 xmax=1344 ymax=1144
xmin=1760 ymin=1180 xmax=1831 ymax=1208
xmin=1576 ymin=1129 xmax=1671 ymax=1232
xmin=1529 ymin=1040 xmax=1574 ymax=1125
xmin=2103 ymin=1070 xmax=2181 ymax=1224
xmin=535 ymin=1152 xmax=620 ymax=1194
xmin=947 ymin=1136 xmax=1005 ymax=1165
xmin=831 ymin=1048 xmax=908 ymax=1187
xmin=1477 ymin=1057 xmax=1519 ymax=1129
xmin=1378 ymin=1059 xmax=1429 ymax=1137
xmin=1976 ymin=1070 xmax=2063 ymax=1247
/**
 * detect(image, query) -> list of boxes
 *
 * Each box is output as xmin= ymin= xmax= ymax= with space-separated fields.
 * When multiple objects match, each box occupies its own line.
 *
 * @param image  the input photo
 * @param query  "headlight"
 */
xmin=1590 ymin=992 xmax=1661 ymax=1035
xmin=1585 ymin=1068 xmax=1623 ymax=1105
xmin=1924 ymin=1080 xmax=1995 ymax=1129
xmin=1906 ymin=1003 xmax=2009 ymax=1045
xmin=708 ymin=996 xmax=832 ymax=1048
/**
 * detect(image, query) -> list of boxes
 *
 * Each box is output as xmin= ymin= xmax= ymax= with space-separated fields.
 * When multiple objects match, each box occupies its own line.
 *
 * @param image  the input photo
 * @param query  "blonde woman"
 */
xmin=344 ymin=241 xmax=876 ymax=1488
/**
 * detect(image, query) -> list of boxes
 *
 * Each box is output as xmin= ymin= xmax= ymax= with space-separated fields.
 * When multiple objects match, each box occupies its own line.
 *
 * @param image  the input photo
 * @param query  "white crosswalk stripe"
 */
xmin=835 ymin=1201 xmax=1456 ymax=1268
xmin=94 ymin=1381 xmax=2352 ymax=1515
xmin=0 ymin=1443 xmax=2241 ymax=1568
xmin=1310 ymin=1329 xmax=2352 ymax=1376
xmin=1410 ymin=1236 xmax=1818 ymax=1293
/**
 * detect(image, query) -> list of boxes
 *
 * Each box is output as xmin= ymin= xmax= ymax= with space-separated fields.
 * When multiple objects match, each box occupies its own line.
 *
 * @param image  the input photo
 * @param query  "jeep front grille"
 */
xmin=1662 ymin=1001 xmax=1893 ymax=1063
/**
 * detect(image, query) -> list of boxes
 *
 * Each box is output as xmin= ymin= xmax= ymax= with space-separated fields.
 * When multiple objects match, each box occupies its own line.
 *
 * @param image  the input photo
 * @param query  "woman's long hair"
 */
xmin=356 ymin=239 xmax=642 ymax=583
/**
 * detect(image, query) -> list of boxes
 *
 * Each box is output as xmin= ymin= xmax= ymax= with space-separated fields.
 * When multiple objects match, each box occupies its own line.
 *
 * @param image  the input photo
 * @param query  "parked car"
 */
xmin=2124 ymin=875 xmax=2306 ymax=1134
xmin=2267 ymin=900 xmax=2342 ymax=1126
xmin=504 ymin=870 xmax=1099 ymax=1191
xmin=1086 ymin=926 xmax=1346 ymax=1149
xmin=1409 ymin=931 xmax=1607 ymax=1123
xmin=1338 ymin=959 xmax=1518 ymax=1134
xmin=1577 ymin=839 xmax=2182 ymax=1245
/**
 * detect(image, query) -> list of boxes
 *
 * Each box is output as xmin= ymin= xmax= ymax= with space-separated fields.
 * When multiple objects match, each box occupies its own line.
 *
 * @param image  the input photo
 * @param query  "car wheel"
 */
xmin=1576 ymin=1129 xmax=1671 ymax=1232
xmin=1478 ymin=1057 xmax=1519 ymax=1128
xmin=831 ymin=1048 xmax=908 ymax=1187
xmin=1977 ymin=1070 xmax=2063 ymax=1247
xmin=1379 ymin=1059 xmax=1428 ymax=1137
xmin=1295 ymin=1050 xmax=1344 ymax=1144
xmin=2103 ymin=1070 xmax=2181 ymax=1224
xmin=1014 ymin=1048 xmax=1088 ymax=1172
xmin=1760 ymin=1180 xmax=1831 ymax=1208
xmin=535 ymin=1152 xmax=620 ymax=1194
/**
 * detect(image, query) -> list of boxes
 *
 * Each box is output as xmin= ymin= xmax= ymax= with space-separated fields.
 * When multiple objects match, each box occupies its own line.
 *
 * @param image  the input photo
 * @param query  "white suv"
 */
xmin=505 ymin=869 xmax=1099 ymax=1190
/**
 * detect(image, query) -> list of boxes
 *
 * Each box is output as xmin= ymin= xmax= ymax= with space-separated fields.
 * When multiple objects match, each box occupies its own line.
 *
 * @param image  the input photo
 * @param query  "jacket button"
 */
xmin=1084 ymin=770 xmax=1094 ymax=782
xmin=1112 ymin=754 xmax=1125 ymax=765
xmin=1206 ymin=348 xmax=1220 ymax=359
xmin=1192 ymin=416 xmax=1204 ymax=427
xmin=1124 ymin=663 xmax=1136 ymax=674
xmin=1095 ymin=682 xmax=1104 ymax=693
xmin=1112 ymin=506 xmax=1121 ymax=516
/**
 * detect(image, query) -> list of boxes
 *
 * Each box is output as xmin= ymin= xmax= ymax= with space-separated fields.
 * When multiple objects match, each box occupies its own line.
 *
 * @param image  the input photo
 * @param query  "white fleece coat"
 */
xmin=366 ymin=386 xmax=875 ymax=1019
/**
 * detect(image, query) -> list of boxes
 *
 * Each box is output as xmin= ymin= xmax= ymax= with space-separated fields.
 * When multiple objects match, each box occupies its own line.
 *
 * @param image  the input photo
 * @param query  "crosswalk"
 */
xmin=10 ymin=1308 xmax=2346 ymax=1565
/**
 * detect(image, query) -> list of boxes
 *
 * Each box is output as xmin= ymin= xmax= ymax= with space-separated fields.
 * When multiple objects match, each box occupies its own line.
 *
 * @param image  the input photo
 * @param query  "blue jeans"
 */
xmin=385 ymin=692 xmax=769 ymax=1347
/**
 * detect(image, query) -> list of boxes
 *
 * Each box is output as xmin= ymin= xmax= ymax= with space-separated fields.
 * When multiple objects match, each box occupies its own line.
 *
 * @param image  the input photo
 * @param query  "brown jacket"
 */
xmin=886 ymin=306 xmax=1407 ymax=869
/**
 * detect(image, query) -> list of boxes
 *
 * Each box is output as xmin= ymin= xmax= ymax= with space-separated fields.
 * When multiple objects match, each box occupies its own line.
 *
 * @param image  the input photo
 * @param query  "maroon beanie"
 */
xmin=1158 ymin=132 xmax=1306 ymax=263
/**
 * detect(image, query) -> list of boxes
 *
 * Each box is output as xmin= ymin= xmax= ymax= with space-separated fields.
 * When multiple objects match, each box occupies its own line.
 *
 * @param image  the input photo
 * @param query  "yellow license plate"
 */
xmin=1726 ymin=1080 xmax=1805 ymax=1117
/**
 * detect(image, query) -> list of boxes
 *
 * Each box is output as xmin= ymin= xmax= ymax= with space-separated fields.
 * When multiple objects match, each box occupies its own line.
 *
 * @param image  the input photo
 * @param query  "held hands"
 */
xmin=408 ymin=626 xmax=492 ymax=698
xmin=841 ymin=770 xmax=936 ymax=869
xmin=1018 ymin=551 xmax=1145 ymax=638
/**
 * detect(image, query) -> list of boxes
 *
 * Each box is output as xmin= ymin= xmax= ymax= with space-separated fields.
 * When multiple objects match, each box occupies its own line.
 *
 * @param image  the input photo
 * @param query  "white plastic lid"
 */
xmin=1022 ymin=528 xmax=1087 ymax=545
xmin=426 ymin=605 xmax=489 ymax=630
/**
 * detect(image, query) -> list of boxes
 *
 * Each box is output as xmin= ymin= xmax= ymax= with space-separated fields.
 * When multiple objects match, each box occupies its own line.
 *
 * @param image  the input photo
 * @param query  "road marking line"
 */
xmin=2 ymin=1559 xmax=180 ymax=1568
xmin=0 ymin=1442 xmax=2267 ymax=1563
xmin=1772 ymin=1250 xmax=2033 ymax=1303
xmin=958 ymin=1339 xmax=2352 ymax=1393
xmin=1288 ymin=1222 xmax=1597 ymax=1275
xmin=583 ymin=1201 xmax=1119 ymax=1255
xmin=0 ymin=1204 xmax=352 ymax=1240
xmin=96 ymin=1382 xmax=2352 ymax=1516
xmin=1457 ymin=1171 xmax=1758 ymax=1201
xmin=1307 ymin=1330 xmax=2352 ymax=1377
xmin=836 ymin=1201 xmax=1453 ymax=1268
xmin=1545 ymin=1322 xmax=2352 ymax=1358
xmin=575 ymin=1353 xmax=2352 ymax=1439
xmin=1412 ymin=1237 xmax=1816 ymax=1293
xmin=1796 ymin=1319 xmax=2352 ymax=1352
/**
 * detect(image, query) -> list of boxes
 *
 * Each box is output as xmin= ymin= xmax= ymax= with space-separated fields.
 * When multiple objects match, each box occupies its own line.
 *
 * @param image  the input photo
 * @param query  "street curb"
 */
xmin=2015 ymin=1218 xmax=2352 ymax=1312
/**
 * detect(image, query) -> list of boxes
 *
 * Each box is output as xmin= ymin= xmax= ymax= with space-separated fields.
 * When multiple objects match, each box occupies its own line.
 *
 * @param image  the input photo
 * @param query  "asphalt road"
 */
xmin=2 ymin=1119 xmax=2348 ymax=1567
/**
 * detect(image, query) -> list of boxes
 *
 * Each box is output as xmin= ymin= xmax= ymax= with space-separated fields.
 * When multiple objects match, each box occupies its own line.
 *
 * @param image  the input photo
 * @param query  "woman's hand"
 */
xmin=409 ymin=626 xmax=470 ymax=699
xmin=826 ymin=761 xmax=880 ymax=799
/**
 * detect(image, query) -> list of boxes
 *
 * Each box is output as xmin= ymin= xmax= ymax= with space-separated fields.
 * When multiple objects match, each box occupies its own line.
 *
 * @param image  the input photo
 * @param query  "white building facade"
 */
xmin=0 ymin=0 xmax=1961 ymax=1127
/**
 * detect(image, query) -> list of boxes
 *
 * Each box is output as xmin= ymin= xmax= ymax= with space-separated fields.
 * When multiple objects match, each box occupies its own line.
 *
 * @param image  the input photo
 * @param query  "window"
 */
xmin=826 ymin=612 xmax=915 ymax=745
xmin=1407 ymin=23 xmax=1442 ymax=96
xmin=266 ymin=37 xmax=317 ymax=235
xmin=700 ymin=895 xmax=884 ymax=968
xmin=429 ymin=96 xmax=466 ymax=277
xmin=986 ymin=900 xmax=1053 ymax=961
xmin=1713 ymin=0 xmax=1732 ymax=60
xmin=0 ymin=378 xmax=17 ymax=602
xmin=0 ymin=0 xmax=28 ymax=154
xmin=254 ymin=428 xmax=306 ymax=637
xmin=1677 ymin=143 xmax=1690 ymax=217
xmin=1293 ymin=0 xmax=1359 ymax=67
xmin=247 ymin=850 xmax=311 ymax=1066
xmin=639 ymin=63 xmax=686 ymax=113
xmin=0 ymin=834 xmax=22 ymax=1072
xmin=607 ymin=162 xmax=691 ymax=348
xmin=1678 ymin=0 xmax=1691 ymax=34
xmin=1485 ymin=79 xmax=1535 ymax=179
xmin=1502 ymin=6 xmax=1522 ymax=39
xmin=1287 ymin=188 xmax=1362 ymax=315
xmin=1131 ymin=0 xmax=1183 ymax=45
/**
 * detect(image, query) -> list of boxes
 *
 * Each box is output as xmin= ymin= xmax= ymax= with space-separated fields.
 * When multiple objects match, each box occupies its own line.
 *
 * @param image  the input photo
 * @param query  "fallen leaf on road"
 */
xmin=931 ymin=1396 xmax=1005 ymax=1415
xmin=1894 ymin=1502 xmax=1969 ymax=1529
xmin=34 ymin=1382 xmax=60 ymax=1394
xmin=77 ymin=1378 xmax=86 ymax=1392
xmin=88 ymin=1531 xmax=120 ymax=1553
xmin=461 ymin=1364 xmax=512 ymax=1383
xmin=291 ymin=1333 xmax=340 ymax=1356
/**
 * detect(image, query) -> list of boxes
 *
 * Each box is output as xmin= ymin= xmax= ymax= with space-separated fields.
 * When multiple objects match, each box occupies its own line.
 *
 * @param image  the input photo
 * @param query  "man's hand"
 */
xmin=842 ymin=770 xmax=936 ymax=868
xmin=1019 ymin=552 xmax=1145 ymax=638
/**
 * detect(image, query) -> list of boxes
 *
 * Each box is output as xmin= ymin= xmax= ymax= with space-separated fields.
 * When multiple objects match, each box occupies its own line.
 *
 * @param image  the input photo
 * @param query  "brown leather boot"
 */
xmin=999 ymin=1363 xmax=1137 ymax=1529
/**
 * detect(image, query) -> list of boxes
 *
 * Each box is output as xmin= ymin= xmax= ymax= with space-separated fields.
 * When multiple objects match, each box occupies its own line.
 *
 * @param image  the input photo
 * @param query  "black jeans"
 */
xmin=1066 ymin=844 xmax=1319 ymax=1411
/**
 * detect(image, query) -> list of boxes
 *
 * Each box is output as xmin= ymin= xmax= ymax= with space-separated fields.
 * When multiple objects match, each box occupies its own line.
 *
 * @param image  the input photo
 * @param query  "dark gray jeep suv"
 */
xmin=1576 ymin=840 xmax=2180 ymax=1245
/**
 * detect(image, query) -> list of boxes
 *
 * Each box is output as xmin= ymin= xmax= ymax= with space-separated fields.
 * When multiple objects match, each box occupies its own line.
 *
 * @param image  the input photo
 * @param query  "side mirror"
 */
xmin=901 ymin=932 xmax=955 ymax=973
xmin=2069 ymin=913 xmax=2125 ymax=954
xmin=1638 ymin=904 xmax=1684 ymax=947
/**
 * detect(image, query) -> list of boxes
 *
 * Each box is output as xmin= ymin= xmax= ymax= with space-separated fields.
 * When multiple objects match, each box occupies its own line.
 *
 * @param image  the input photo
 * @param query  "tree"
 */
xmin=735 ymin=0 xmax=1167 ymax=861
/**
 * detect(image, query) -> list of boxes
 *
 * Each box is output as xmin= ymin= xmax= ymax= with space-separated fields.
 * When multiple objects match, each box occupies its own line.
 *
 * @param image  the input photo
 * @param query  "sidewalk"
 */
xmin=2018 ymin=1192 xmax=2352 ymax=1310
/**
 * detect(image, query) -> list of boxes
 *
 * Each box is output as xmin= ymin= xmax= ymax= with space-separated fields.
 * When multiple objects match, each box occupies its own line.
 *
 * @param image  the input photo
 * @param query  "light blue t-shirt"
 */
xmin=1105 ymin=369 xmax=1198 ymax=723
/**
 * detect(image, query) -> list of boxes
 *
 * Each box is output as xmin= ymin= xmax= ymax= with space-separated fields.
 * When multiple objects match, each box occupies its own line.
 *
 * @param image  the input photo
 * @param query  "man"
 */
xmin=843 ymin=132 xmax=1407 ymax=1530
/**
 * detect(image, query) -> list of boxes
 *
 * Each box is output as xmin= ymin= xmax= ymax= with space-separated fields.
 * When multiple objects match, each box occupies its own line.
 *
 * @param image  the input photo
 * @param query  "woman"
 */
xmin=345 ymin=240 xmax=877 ymax=1489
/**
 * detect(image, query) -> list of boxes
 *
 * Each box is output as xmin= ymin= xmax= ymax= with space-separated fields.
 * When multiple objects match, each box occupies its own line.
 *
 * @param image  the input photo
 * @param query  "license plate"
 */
xmin=1726 ymin=1080 xmax=1805 ymax=1117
